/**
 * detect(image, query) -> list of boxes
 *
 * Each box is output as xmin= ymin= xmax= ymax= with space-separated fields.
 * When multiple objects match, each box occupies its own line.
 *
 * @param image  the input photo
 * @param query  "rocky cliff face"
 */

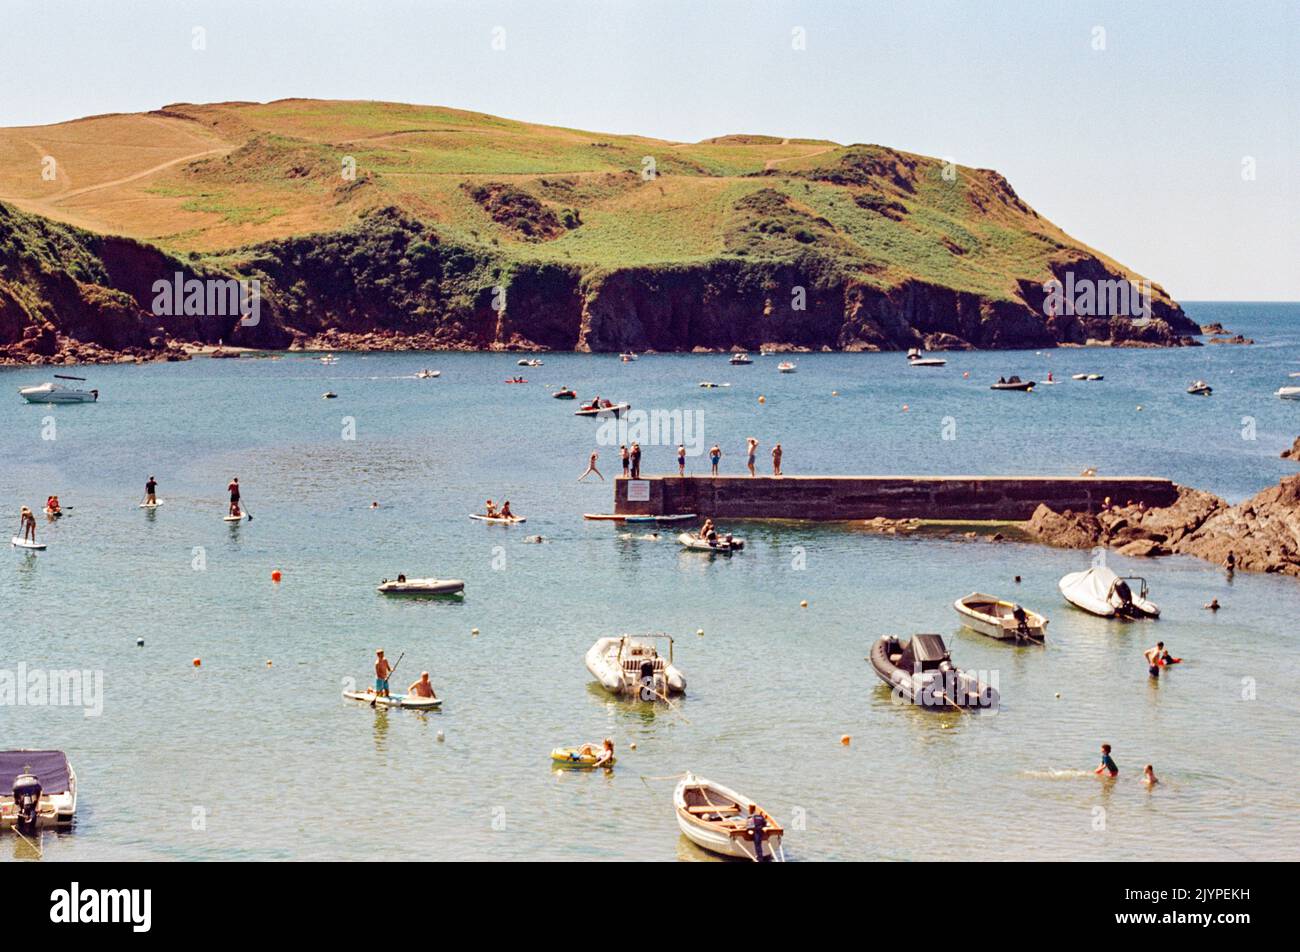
xmin=1024 ymin=476 xmax=1300 ymax=577
xmin=3 ymin=202 xmax=1198 ymax=363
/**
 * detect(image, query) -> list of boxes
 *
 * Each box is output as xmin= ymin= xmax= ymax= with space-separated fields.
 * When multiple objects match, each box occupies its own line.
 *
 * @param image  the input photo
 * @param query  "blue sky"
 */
xmin=3 ymin=0 xmax=1296 ymax=299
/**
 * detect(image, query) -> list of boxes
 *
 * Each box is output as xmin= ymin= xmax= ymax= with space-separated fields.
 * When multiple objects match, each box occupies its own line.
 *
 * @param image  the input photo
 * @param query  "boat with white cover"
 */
xmin=1 ymin=750 xmax=77 ymax=832
xmin=18 ymin=376 xmax=98 ymax=404
xmin=1276 ymin=386 xmax=1300 ymax=401
xmin=585 ymin=634 xmax=686 ymax=700
xmin=674 ymin=773 xmax=784 ymax=862
xmin=1059 ymin=566 xmax=1159 ymax=618
xmin=377 ymin=577 xmax=465 ymax=595
xmin=954 ymin=592 xmax=1047 ymax=644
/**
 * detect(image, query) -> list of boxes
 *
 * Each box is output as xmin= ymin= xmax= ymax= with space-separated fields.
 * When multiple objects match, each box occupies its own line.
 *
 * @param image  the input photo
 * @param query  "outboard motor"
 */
xmin=13 ymin=766 xmax=42 ymax=835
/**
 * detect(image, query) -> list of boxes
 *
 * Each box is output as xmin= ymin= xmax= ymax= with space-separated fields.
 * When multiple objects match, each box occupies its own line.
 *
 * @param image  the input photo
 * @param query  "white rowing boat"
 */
xmin=1059 ymin=566 xmax=1159 ymax=618
xmin=674 ymin=773 xmax=784 ymax=862
xmin=585 ymin=634 xmax=686 ymax=699
xmin=342 ymin=690 xmax=441 ymax=711
xmin=954 ymin=592 xmax=1048 ymax=643
xmin=377 ymin=577 xmax=465 ymax=595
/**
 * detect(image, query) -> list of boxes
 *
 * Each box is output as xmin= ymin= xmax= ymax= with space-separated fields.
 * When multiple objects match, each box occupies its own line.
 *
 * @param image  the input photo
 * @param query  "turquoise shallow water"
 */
xmin=2 ymin=302 xmax=1298 ymax=861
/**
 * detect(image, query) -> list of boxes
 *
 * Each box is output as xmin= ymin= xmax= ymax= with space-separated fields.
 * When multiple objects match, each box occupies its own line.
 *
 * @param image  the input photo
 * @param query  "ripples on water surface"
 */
xmin=2 ymin=303 xmax=1298 ymax=861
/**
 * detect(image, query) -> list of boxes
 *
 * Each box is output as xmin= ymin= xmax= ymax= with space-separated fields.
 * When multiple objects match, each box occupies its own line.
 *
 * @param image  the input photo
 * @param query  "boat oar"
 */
xmin=371 ymin=651 xmax=405 ymax=707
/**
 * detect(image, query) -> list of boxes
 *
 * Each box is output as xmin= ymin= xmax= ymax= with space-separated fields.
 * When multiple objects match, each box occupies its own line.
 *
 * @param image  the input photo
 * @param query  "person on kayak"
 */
xmin=46 ymin=495 xmax=61 ymax=515
xmin=227 ymin=477 xmax=240 ymax=516
xmin=407 ymin=672 xmax=437 ymax=700
xmin=374 ymin=650 xmax=393 ymax=698
xmin=145 ymin=475 xmax=158 ymax=505
xmin=1094 ymin=743 xmax=1118 ymax=778
xmin=18 ymin=506 xmax=37 ymax=543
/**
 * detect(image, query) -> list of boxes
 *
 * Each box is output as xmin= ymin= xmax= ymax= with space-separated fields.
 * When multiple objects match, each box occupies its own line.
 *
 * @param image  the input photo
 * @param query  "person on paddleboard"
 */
xmin=18 ymin=506 xmax=37 ymax=543
xmin=1095 ymin=743 xmax=1118 ymax=778
xmin=374 ymin=649 xmax=393 ymax=697
xmin=145 ymin=476 xmax=158 ymax=506
xmin=408 ymin=672 xmax=437 ymax=700
xmin=227 ymin=477 xmax=241 ymax=516
xmin=484 ymin=499 xmax=498 ymax=518
xmin=499 ymin=500 xmax=514 ymax=520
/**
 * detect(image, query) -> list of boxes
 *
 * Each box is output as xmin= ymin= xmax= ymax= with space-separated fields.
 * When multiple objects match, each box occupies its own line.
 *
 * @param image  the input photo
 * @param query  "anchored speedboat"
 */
xmin=868 ymin=633 xmax=999 ymax=711
xmin=1059 ymin=566 xmax=1159 ymax=618
xmin=585 ymin=634 xmax=686 ymax=700
xmin=18 ymin=375 xmax=98 ymax=404
xmin=1 ymin=750 xmax=77 ymax=833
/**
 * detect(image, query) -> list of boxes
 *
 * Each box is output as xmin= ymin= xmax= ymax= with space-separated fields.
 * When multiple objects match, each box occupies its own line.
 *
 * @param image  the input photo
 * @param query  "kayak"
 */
xmin=550 ymin=746 xmax=616 ymax=768
xmin=377 ymin=577 xmax=466 ymax=595
xmin=469 ymin=513 xmax=526 ymax=524
xmin=11 ymin=537 xmax=46 ymax=550
xmin=139 ymin=500 xmax=164 ymax=509
xmin=343 ymin=690 xmax=442 ymax=711
xmin=583 ymin=513 xmax=697 ymax=522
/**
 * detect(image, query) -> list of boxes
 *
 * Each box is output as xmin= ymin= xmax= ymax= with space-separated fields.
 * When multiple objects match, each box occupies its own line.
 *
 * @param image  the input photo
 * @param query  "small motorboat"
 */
xmin=868 ymin=633 xmax=999 ymax=712
xmin=677 ymin=531 xmax=744 ymax=553
xmin=698 ymin=381 xmax=730 ymax=388
xmin=1087 ymin=374 xmax=1104 ymax=381
xmin=1 ymin=750 xmax=77 ymax=832
xmin=619 ymin=352 xmax=638 ymax=362
xmin=1276 ymin=386 xmax=1300 ymax=401
xmin=991 ymin=376 xmax=1034 ymax=391
xmin=729 ymin=352 xmax=753 ymax=365
xmin=674 ymin=773 xmax=784 ymax=862
xmin=415 ymin=369 xmax=441 ymax=379
xmin=552 ymin=388 xmax=577 ymax=399
xmin=323 ymin=391 xmax=338 ymax=399
xmin=1059 ymin=566 xmax=1159 ymax=618
xmin=1071 ymin=373 xmax=1088 ymax=380
xmin=342 ymin=689 xmax=441 ymax=711
xmin=517 ymin=358 xmax=544 ymax=367
xmin=574 ymin=401 xmax=630 ymax=418
xmin=377 ymin=577 xmax=465 ymax=596
xmin=18 ymin=376 xmax=99 ymax=404
xmin=585 ymin=634 xmax=686 ymax=700
xmin=907 ymin=347 xmax=947 ymax=367
xmin=505 ymin=377 xmax=528 ymax=384
xmin=1187 ymin=380 xmax=1213 ymax=396
xmin=777 ymin=361 xmax=797 ymax=373
xmin=550 ymin=747 xmax=616 ymax=769
xmin=954 ymin=592 xmax=1047 ymax=644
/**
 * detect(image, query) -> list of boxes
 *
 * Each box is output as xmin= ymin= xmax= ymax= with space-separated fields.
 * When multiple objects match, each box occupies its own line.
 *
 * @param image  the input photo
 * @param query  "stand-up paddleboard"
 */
xmin=469 ymin=514 xmax=526 ymax=524
xmin=43 ymin=508 xmax=64 ymax=518
xmin=139 ymin=500 xmax=164 ymax=509
xmin=223 ymin=513 xmax=245 ymax=522
xmin=11 ymin=537 xmax=46 ymax=550
xmin=583 ymin=513 xmax=696 ymax=522
xmin=343 ymin=690 xmax=441 ymax=711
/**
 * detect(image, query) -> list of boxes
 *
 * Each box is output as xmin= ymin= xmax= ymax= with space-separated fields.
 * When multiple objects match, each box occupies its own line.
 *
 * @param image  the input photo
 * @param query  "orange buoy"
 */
xmin=271 ymin=570 xmax=282 ymax=583
xmin=840 ymin=735 xmax=851 ymax=746
xmin=962 ymin=371 xmax=969 ymax=378
xmin=800 ymin=600 xmax=808 ymax=608
xmin=902 ymin=404 xmax=909 ymax=411
xmin=192 ymin=658 xmax=201 ymax=668
xmin=758 ymin=395 xmax=766 ymax=404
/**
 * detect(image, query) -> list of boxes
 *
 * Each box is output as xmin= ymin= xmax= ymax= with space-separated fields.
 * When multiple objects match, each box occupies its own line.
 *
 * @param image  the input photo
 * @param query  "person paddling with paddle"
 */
xmin=227 ymin=477 xmax=241 ymax=517
xmin=144 ymin=475 xmax=158 ymax=506
xmin=373 ymin=649 xmax=394 ymax=698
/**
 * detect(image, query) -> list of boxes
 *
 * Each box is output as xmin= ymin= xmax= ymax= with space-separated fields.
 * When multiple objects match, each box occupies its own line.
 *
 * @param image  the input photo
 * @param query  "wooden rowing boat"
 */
xmin=674 ymin=773 xmax=784 ymax=862
xmin=954 ymin=592 xmax=1047 ymax=644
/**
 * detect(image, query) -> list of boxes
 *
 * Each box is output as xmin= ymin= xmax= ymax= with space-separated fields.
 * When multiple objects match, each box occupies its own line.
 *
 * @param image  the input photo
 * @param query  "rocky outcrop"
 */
xmin=1280 ymin=436 xmax=1300 ymax=463
xmin=1024 ymin=479 xmax=1300 ymax=577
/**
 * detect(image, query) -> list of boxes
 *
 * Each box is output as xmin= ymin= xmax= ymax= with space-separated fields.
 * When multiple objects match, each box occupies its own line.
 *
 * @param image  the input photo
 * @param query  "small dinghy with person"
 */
xmin=954 ymin=593 xmax=1047 ymax=644
xmin=585 ymin=634 xmax=686 ymax=700
xmin=1187 ymin=380 xmax=1213 ymax=396
xmin=18 ymin=376 xmax=99 ymax=404
xmin=574 ymin=400 xmax=630 ymax=418
xmin=991 ymin=375 xmax=1034 ymax=391
xmin=777 ymin=361 xmax=797 ymax=373
xmin=674 ymin=773 xmax=784 ymax=862
xmin=1059 ymin=566 xmax=1159 ymax=618
xmin=550 ymin=746 xmax=616 ymax=769
xmin=677 ymin=531 xmax=744 ymax=553
xmin=868 ymin=633 xmax=999 ymax=712
xmin=1 ymin=750 xmax=77 ymax=832
xmin=377 ymin=577 xmax=465 ymax=596
xmin=729 ymin=352 xmax=753 ymax=365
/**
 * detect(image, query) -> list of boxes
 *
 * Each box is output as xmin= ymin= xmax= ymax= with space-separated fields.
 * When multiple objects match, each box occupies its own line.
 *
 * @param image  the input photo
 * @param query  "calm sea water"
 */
xmin=2 ymin=301 xmax=1298 ymax=862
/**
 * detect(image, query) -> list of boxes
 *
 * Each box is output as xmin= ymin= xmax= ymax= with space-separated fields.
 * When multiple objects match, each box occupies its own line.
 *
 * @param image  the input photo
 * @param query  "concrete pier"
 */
xmin=612 ymin=475 xmax=1179 ymax=521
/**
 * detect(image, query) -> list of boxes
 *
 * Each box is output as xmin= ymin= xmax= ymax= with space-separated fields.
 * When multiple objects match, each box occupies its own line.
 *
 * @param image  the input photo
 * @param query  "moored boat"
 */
xmin=1276 ymin=386 xmax=1300 ymax=401
xmin=1187 ymin=380 xmax=1213 ymax=395
xmin=377 ymin=577 xmax=465 ymax=595
xmin=1 ymin=750 xmax=77 ymax=832
xmin=954 ymin=592 xmax=1047 ymax=644
xmin=552 ymin=388 xmax=577 ymax=399
xmin=1059 ymin=566 xmax=1159 ymax=618
xmin=906 ymin=347 xmax=947 ymax=367
xmin=991 ymin=376 xmax=1034 ymax=391
xmin=585 ymin=634 xmax=686 ymax=700
xmin=677 ymin=531 xmax=744 ymax=553
xmin=674 ymin=773 xmax=784 ymax=862
xmin=574 ymin=401 xmax=630 ymax=417
xmin=867 ymin=633 xmax=999 ymax=711
xmin=728 ymin=352 xmax=753 ymax=365
xmin=18 ymin=376 xmax=99 ymax=404
xmin=619 ymin=352 xmax=638 ymax=362
xmin=777 ymin=361 xmax=796 ymax=373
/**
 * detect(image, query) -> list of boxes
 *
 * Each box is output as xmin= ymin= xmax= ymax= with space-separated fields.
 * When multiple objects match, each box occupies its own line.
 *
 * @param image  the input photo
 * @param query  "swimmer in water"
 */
xmin=1204 ymin=598 xmax=1220 ymax=611
xmin=1094 ymin=743 xmax=1118 ymax=778
xmin=1142 ymin=764 xmax=1159 ymax=786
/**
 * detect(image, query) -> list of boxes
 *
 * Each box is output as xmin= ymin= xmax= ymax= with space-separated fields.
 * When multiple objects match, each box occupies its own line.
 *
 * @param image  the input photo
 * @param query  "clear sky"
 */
xmin=3 ymin=0 xmax=1296 ymax=299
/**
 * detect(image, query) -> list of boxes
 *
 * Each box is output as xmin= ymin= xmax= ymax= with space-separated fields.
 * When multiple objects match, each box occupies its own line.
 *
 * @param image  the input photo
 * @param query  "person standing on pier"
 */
xmin=709 ymin=443 xmax=722 ymax=476
xmin=677 ymin=444 xmax=686 ymax=476
xmin=620 ymin=444 xmax=630 ymax=477
xmin=629 ymin=442 xmax=642 ymax=479
xmin=746 ymin=438 xmax=758 ymax=476
xmin=772 ymin=443 xmax=783 ymax=476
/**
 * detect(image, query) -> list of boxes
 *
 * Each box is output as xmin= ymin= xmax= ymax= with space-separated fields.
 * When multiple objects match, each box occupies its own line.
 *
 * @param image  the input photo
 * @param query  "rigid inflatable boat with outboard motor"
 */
xmin=868 ymin=633 xmax=999 ymax=712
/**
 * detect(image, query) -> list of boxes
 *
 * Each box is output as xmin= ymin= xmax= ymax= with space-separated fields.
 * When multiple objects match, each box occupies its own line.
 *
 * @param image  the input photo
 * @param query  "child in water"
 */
xmin=1143 ymin=764 xmax=1159 ymax=786
xmin=1095 ymin=743 xmax=1118 ymax=778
